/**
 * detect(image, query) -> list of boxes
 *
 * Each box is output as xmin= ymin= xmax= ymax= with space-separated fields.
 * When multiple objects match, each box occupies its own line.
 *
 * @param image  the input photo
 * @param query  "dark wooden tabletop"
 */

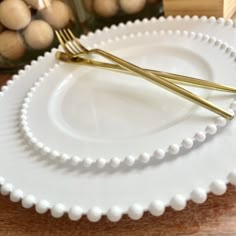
xmin=1 ymin=73 xmax=236 ymax=235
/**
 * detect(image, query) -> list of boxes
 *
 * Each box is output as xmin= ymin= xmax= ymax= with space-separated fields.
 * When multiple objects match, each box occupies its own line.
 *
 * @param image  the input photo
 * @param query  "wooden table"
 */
xmin=1 ymin=21 xmax=236 ymax=233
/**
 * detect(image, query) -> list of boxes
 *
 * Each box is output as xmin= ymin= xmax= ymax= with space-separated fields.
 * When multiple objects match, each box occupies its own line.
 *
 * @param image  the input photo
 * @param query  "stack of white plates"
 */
xmin=0 ymin=16 xmax=236 ymax=222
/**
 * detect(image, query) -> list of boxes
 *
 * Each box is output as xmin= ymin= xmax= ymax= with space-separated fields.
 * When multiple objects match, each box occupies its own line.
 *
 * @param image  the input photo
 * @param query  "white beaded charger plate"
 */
xmin=1 ymin=16 xmax=236 ymax=222
xmin=20 ymin=30 xmax=236 ymax=168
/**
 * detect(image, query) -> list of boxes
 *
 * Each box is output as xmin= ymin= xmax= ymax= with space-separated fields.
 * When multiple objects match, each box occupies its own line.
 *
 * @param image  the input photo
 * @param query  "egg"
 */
xmin=24 ymin=0 xmax=51 ymax=10
xmin=24 ymin=20 xmax=54 ymax=49
xmin=83 ymin=0 xmax=93 ymax=13
xmin=0 ymin=0 xmax=31 ymax=30
xmin=0 ymin=31 xmax=25 ymax=60
xmin=41 ymin=1 xmax=71 ymax=29
xmin=94 ymin=0 xmax=119 ymax=17
xmin=120 ymin=0 xmax=146 ymax=14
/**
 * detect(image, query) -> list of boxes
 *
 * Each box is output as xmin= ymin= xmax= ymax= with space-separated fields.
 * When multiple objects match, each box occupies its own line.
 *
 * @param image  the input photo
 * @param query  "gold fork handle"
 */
xmin=57 ymin=52 xmax=236 ymax=93
xmin=89 ymin=62 xmax=236 ymax=92
xmin=87 ymin=49 xmax=233 ymax=120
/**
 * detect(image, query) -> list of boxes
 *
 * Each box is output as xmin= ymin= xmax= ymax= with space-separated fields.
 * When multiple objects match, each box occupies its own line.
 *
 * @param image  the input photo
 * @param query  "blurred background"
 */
xmin=0 ymin=0 xmax=235 ymax=72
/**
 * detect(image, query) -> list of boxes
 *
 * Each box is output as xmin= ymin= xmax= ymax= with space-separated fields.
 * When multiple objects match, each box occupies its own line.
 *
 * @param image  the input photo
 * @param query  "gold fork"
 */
xmin=56 ymin=51 xmax=236 ymax=93
xmin=55 ymin=29 xmax=234 ymax=120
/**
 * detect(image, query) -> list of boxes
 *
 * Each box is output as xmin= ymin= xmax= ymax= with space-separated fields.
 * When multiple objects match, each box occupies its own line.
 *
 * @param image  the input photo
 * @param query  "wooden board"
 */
xmin=224 ymin=0 xmax=236 ymax=18
xmin=163 ymin=0 xmax=236 ymax=18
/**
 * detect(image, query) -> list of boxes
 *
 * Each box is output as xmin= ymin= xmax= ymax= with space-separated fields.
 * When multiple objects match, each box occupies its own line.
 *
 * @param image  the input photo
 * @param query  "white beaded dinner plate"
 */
xmin=1 ymin=16 xmax=236 ymax=222
xmin=19 ymin=30 xmax=236 ymax=168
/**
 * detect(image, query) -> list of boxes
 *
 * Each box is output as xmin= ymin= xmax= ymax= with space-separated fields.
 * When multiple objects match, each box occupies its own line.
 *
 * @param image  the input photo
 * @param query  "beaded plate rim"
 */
xmin=19 ymin=29 xmax=236 ymax=169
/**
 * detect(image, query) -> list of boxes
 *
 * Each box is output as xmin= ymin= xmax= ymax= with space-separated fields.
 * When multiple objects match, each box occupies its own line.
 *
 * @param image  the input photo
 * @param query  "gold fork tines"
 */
xmin=55 ymin=29 xmax=234 ymax=120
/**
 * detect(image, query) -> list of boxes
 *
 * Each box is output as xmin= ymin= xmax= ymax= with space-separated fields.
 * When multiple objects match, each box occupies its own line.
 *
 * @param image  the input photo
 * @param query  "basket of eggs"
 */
xmin=78 ymin=0 xmax=163 ymax=32
xmin=0 ymin=0 xmax=79 ymax=71
xmin=0 ymin=0 xmax=163 ymax=72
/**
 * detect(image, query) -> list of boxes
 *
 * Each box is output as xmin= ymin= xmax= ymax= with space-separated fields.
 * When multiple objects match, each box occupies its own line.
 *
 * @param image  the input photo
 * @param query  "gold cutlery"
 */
xmin=56 ymin=51 xmax=236 ymax=93
xmin=55 ymin=29 xmax=234 ymax=120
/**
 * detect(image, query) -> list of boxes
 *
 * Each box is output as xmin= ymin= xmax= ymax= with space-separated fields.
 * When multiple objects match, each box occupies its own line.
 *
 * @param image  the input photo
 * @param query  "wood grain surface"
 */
xmin=1 ymin=24 xmax=236 ymax=234
xmin=163 ymin=0 xmax=236 ymax=19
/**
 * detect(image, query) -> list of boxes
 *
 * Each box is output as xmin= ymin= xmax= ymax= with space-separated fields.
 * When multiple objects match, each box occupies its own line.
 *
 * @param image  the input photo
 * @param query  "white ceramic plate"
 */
xmin=1 ymin=17 xmax=236 ymax=222
xmin=20 ymin=30 xmax=236 ymax=168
